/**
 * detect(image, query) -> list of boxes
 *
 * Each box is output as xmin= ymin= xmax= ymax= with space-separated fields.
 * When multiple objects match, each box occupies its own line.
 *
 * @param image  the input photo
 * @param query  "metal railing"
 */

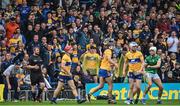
xmin=8 ymin=89 xmax=85 ymax=101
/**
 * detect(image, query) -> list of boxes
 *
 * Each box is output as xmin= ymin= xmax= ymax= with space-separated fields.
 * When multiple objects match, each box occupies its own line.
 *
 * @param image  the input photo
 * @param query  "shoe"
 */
xmin=36 ymin=97 xmax=42 ymax=103
xmin=130 ymin=100 xmax=134 ymax=104
xmin=50 ymin=99 xmax=57 ymax=104
xmin=141 ymin=98 xmax=146 ymax=105
xmin=108 ymin=100 xmax=117 ymax=104
xmin=157 ymin=100 xmax=162 ymax=104
xmin=77 ymin=99 xmax=86 ymax=104
xmin=134 ymin=99 xmax=139 ymax=104
xmin=125 ymin=100 xmax=130 ymax=105
xmin=86 ymin=94 xmax=91 ymax=102
xmin=13 ymin=100 xmax=19 ymax=102
xmin=32 ymin=97 xmax=36 ymax=102
xmin=124 ymin=98 xmax=129 ymax=104
xmin=125 ymin=100 xmax=134 ymax=105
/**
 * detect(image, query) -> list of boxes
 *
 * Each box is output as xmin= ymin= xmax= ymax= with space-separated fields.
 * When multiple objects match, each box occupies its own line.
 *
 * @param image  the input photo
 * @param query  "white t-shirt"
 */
xmin=3 ymin=65 xmax=15 ymax=76
xmin=167 ymin=36 xmax=179 ymax=53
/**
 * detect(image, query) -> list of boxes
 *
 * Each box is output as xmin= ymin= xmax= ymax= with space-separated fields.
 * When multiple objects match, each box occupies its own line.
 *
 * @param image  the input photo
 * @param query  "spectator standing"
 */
xmin=167 ymin=31 xmax=179 ymax=55
xmin=5 ymin=17 xmax=19 ymax=40
xmin=3 ymin=61 xmax=22 ymax=102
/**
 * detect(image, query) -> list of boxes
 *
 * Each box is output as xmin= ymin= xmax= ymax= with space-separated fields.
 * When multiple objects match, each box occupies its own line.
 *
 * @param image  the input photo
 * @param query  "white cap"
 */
xmin=149 ymin=46 xmax=157 ymax=52
xmin=129 ymin=42 xmax=138 ymax=47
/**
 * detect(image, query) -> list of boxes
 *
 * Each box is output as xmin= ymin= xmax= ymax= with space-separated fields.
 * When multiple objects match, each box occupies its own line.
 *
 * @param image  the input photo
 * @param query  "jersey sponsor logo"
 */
xmin=72 ymin=54 xmax=78 ymax=57
xmin=86 ymin=56 xmax=97 ymax=60
xmin=128 ymin=58 xmax=141 ymax=64
xmin=65 ymin=62 xmax=72 ymax=66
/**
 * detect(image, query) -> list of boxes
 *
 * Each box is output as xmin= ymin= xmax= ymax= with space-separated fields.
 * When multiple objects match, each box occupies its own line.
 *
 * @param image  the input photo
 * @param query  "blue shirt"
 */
xmin=18 ymin=5 xmax=31 ymax=21
xmin=42 ymin=8 xmax=51 ymax=20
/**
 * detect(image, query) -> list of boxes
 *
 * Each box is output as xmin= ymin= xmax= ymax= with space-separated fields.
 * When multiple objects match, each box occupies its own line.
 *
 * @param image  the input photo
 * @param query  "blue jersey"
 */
xmin=19 ymin=6 xmax=31 ymax=20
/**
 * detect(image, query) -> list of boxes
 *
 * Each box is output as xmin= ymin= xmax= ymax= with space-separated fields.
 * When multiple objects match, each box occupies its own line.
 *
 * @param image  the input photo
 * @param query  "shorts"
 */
xmin=128 ymin=72 xmax=142 ymax=80
xmin=30 ymin=74 xmax=44 ymax=86
xmin=87 ymin=69 xmax=97 ymax=76
xmin=98 ymin=69 xmax=111 ymax=78
xmin=58 ymin=75 xmax=73 ymax=83
xmin=146 ymin=73 xmax=160 ymax=79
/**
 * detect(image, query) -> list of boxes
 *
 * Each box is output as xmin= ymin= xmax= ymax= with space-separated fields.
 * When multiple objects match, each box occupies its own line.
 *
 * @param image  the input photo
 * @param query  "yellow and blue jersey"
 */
xmin=9 ymin=38 xmax=21 ymax=53
xmin=83 ymin=52 xmax=100 ymax=70
xmin=124 ymin=51 xmax=144 ymax=72
xmin=72 ymin=50 xmax=79 ymax=63
xmin=86 ymin=44 xmax=96 ymax=50
xmin=59 ymin=54 xmax=72 ymax=76
xmin=71 ymin=50 xmax=79 ymax=69
xmin=100 ymin=49 xmax=112 ymax=71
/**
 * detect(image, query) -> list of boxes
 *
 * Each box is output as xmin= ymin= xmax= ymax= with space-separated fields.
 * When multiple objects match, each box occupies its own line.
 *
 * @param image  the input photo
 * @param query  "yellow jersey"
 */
xmin=59 ymin=54 xmax=72 ymax=76
xmin=133 ymin=29 xmax=142 ymax=43
xmin=72 ymin=50 xmax=79 ymax=63
xmin=100 ymin=49 xmax=112 ymax=71
xmin=133 ymin=29 xmax=142 ymax=35
xmin=9 ymin=38 xmax=21 ymax=53
xmin=48 ymin=19 xmax=53 ymax=24
xmin=124 ymin=51 xmax=144 ymax=72
xmin=86 ymin=44 xmax=96 ymax=50
xmin=83 ymin=52 xmax=100 ymax=70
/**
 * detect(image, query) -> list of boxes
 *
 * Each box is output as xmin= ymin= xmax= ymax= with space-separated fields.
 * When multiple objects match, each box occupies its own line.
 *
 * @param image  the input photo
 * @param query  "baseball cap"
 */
xmin=15 ymin=60 xmax=21 ymax=66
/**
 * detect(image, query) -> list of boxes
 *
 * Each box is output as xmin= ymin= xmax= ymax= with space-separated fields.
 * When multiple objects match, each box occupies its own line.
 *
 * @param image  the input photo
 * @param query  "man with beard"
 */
xmin=26 ymin=47 xmax=45 ymax=102
xmin=123 ymin=42 xmax=145 ymax=104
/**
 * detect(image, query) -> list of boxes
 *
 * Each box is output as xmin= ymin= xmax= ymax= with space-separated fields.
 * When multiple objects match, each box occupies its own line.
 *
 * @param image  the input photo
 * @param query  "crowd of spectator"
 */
xmin=0 ymin=0 xmax=180 ymax=98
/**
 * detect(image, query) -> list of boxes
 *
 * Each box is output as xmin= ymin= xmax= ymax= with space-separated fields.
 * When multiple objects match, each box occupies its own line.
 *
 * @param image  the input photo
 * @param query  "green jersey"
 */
xmin=145 ymin=55 xmax=161 ymax=74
